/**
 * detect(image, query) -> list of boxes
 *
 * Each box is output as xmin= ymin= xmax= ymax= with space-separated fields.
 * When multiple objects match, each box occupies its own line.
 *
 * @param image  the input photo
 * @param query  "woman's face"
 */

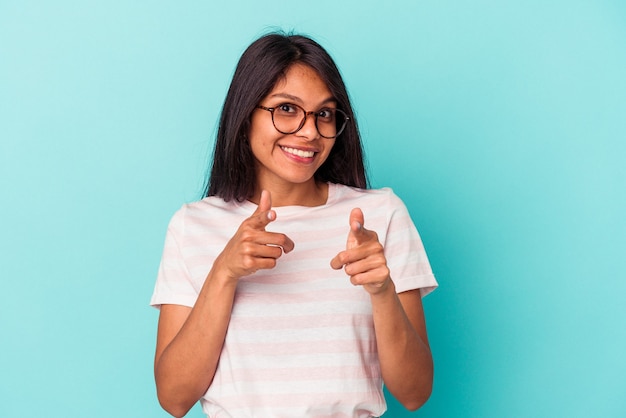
xmin=248 ymin=63 xmax=336 ymax=191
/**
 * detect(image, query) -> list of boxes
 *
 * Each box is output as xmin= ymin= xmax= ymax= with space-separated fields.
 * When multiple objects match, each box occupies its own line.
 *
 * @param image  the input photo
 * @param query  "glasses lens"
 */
xmin=316 ymin=108 xmax=348 ymax=139
xmin=272 ymin=104 xmax=305 ymax=134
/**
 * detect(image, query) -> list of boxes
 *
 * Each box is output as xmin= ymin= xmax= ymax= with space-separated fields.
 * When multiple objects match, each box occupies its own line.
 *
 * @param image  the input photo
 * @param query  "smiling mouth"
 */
xmin=280 ymin=146 xmax=315 ymax=158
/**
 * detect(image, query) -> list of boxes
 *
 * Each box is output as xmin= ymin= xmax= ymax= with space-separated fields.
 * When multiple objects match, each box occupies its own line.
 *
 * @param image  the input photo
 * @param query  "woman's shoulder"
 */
xmin=186 ymin=195 xmax=238 ymax=210
xmin=330 ymin=183 xmax=402 ymax=206
xmin=167 ymin=196 xmax=246 ymax=229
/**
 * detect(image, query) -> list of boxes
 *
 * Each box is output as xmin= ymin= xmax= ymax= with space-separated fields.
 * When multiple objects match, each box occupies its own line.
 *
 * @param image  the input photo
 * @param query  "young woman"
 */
xmin=151 ymin=32 xmax=438 ymax=418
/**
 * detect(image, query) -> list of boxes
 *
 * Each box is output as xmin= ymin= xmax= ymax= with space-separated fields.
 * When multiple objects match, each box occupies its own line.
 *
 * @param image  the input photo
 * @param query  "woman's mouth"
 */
xmin=280 ymin=146 xmax=315 ymax=159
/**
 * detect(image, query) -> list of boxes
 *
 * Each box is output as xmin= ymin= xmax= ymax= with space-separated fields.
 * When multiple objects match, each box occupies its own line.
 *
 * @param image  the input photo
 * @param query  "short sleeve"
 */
xmin=150 ymin=206 xmax=198 ymax=309
xmin=383 ymin=191 xmax=438 ymax=297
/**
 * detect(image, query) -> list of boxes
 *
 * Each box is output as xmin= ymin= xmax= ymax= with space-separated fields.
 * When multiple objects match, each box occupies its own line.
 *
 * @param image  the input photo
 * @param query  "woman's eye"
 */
xmin=277 ymin=103 xmax=297 ymax=114
xmin=317 ymin=109 xmax=335 ymax=121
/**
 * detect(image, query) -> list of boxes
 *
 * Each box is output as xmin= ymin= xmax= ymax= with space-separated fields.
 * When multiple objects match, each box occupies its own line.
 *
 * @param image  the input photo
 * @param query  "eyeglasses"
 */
xmin=256 ymin=103 xmax=349 ymax=139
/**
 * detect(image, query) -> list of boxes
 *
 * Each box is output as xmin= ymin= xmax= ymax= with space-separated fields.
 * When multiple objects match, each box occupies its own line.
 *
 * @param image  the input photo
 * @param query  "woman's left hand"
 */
xmin=330 ymin=208 xmax=391 ymax=295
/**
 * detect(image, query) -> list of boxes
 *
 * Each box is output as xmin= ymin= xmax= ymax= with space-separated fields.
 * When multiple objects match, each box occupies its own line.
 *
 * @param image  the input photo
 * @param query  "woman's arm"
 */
xmin=370 ymin=286 xmax=433 ymax=410
xmin=154 ymin=275 xmax=237 ymax=417
xmin=154 ymin=191 xmax=294 ymax=417
xmin=331 ymin=208 xmax=433 ymax=410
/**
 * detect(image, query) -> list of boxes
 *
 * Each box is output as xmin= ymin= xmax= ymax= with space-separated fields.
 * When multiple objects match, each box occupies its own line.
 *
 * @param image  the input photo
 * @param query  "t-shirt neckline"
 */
xmin=235 ymin=183 xmax=338 ymax=216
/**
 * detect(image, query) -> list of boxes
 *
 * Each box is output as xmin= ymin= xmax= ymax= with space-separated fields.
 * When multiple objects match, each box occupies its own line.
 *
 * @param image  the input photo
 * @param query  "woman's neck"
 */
xmin=249 ymin=181 xmax=328 ymax=207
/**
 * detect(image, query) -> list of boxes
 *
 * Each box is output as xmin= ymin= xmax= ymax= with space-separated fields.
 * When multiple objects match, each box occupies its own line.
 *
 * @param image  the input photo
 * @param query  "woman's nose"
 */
xmin=296 ymin=112 xmax=320 ymax=141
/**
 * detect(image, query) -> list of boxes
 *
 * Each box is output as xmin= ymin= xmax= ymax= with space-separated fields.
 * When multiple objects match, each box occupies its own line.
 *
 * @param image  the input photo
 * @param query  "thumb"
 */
xmin=347 ymin=208 xmax=366 ymax=248
xmin=251 ymin=190 xmax=275 ymax=228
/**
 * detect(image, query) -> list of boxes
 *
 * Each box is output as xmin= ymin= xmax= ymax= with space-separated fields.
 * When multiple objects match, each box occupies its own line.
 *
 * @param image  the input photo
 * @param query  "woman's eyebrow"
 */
xmin=268 ymin=93 xmax=337 ymax=106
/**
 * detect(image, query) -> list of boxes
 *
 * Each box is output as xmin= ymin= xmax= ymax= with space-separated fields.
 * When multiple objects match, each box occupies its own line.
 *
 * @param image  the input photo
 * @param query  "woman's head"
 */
xmin=206 ymin=32 xmax=367 ymax=201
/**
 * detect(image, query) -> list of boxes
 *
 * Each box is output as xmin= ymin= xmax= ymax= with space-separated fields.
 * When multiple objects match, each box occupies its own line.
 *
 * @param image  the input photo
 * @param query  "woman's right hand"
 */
xmin=213 ymin=190 xmax=295 ymax=282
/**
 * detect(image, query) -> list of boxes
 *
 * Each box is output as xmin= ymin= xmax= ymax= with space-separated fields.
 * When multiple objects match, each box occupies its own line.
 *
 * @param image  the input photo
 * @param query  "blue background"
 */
xmin=1 ymin=1 xmax=625 ymax=417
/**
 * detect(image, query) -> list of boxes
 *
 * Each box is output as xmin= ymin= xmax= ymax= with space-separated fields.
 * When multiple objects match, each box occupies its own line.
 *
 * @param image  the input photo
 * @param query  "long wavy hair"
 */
xmin=205 ymin=32 xmax=367 ymax=201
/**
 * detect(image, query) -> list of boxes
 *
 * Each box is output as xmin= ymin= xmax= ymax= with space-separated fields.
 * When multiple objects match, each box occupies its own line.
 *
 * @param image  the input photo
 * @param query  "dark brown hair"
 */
xmin=205 ymin=32 xmax=367 ymax=201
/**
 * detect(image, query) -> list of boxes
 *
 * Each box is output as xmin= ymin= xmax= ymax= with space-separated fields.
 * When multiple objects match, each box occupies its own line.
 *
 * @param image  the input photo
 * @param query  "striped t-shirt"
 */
xmin=151 ymin=183 xmax=437 ymax=417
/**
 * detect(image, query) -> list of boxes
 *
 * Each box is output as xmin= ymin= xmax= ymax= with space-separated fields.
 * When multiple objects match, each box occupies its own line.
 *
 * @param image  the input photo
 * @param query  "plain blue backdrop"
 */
xmin=1 ymin=1 xmax=625 ymax=417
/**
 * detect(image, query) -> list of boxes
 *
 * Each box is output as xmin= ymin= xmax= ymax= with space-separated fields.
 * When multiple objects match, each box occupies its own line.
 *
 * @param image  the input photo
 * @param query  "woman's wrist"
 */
xmin=204 ymin=262 xmax=240 ymax=295
xmin=365 ymin=276 xmax=395 ymax=298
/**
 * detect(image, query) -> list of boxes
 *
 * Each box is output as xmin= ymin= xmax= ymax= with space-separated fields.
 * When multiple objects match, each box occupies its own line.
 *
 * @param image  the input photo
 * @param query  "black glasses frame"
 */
xmin=256 ymin=104 xmax=349 ymax=139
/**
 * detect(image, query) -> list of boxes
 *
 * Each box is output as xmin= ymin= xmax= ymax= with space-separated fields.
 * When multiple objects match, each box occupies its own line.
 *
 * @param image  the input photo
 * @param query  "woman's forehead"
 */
xmin=265 ymin=63 xmax=334 ymax=105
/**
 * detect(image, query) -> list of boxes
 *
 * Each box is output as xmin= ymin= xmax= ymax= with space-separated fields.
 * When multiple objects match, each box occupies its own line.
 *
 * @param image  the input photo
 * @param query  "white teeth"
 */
xmin=281 ymin=146 xmax=315 ymax=158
